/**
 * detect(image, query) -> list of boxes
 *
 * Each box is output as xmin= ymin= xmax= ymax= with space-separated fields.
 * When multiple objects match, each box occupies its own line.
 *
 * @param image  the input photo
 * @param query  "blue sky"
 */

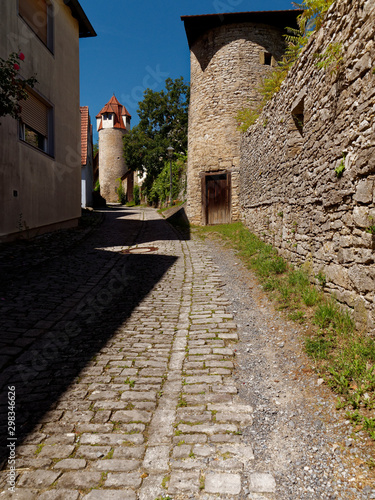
xmin=79 ymin=0 xmax=298 ymax=144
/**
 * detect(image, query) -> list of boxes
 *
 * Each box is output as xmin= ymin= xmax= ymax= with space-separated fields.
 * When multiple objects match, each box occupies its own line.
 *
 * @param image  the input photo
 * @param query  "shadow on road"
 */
xmin=98 ymin=205 xmax=191 ymax=247
xmin=0 ymin=207 xmax=179 ymax=466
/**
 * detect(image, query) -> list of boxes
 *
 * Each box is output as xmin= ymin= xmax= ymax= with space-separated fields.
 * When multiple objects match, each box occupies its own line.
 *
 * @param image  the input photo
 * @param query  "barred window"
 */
xmin=19 ymin=0 xmax=53 ymax=51
xmin=19 ymin=91 xmax=53 ymax=156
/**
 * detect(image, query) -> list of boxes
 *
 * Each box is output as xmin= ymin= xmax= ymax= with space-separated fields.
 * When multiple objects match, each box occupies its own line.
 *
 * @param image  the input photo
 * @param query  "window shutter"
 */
xmin=19 ymin=0 xmax=48 ymax=45
xmin=20 ymin=92 xmax=48 ymax=137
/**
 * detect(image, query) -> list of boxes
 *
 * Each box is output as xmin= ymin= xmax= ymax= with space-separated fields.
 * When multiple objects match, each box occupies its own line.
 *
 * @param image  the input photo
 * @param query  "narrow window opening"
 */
xmin=264 ymin=52 xmax=272 ymax=66
xmin=292 ymin=98 xmax=304 ymax=136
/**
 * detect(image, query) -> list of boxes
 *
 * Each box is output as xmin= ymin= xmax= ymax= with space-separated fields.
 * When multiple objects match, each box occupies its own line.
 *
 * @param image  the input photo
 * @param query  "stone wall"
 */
xmin=99 ymin=128 xmax=127 ymax=203
xmin=240 ymin=0 xmax=375 ymax=331
xmin=186 ymin=21 xmax=287 ymax=225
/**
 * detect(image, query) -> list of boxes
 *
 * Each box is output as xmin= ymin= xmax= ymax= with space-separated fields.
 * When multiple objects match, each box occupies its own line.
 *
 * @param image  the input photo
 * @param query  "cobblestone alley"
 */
xmin=0 ymin=207 xmax=374 ymax=500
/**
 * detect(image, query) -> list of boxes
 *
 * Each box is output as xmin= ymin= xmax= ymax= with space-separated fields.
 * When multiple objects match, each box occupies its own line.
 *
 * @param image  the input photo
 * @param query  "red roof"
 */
xmin=80 ymin=106 xmax=89 ymax=166
xmin=96 ymin=95 xmax=131 ymax=131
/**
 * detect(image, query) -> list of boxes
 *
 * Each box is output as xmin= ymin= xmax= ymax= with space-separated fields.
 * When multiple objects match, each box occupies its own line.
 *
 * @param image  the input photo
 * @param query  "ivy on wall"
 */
xmin=237 ymin=0 xmax=335 ymax=132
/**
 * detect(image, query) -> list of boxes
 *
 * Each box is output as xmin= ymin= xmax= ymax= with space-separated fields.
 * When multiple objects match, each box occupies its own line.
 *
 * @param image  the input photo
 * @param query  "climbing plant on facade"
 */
xmin=237 ymin=0 xmax=335 ymax=132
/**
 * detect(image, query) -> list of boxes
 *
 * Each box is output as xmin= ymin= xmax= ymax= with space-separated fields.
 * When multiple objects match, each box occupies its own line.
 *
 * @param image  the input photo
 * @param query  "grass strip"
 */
xmin=194 ymin=222 xmax=375 ymax=441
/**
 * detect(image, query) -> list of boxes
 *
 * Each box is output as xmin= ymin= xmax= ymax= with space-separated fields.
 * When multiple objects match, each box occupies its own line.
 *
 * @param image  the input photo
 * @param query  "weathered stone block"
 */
xmin=172 ymin=445 xmax=191 ymax=459
xmin=76 ymin=445 xmax=111 ymax=459
xmin=53 ymin=459 xmax=86 ymax=470
xmin=80 ymin=433 xmax=144 ymax=446
xmin=38 ymin=445 xmax=75 ymax=459
xmin=39 ymin=491 xmax=79 ymax=500
xmin=205 ymin=472 xmax=241 ymax=494
xmin=111 ymin=410 xmax=152 ymax=423
xmin=337 ymin=248 xmax=355 ymax=264
xmin=104 ymin=472 xmax=142 ymax=488
xmin=354 ymin=179 xmax=374 ymax=204
xmin=56 ymin=471 xmax=102 ymax=489
xmin=177 ymin=423 xmax=237 ymax=435
xmin=82 ymin=490 xmax=136 ymax=500
xmin=168 ymin=471 xmax=200 ymax=494
xmin=348 ymin=265 xmax=374 ymax=293
xmin=325 ymin=264 xmax=349 ymax=289
xmin=17 ymin=470 xmax=61 ymax=488
xmin=249 ymin=472 xmax=276 ymax=493
xmin=93 ymin=459 xmax=140 ymax=472
xmin=322 ymin=191 xmax=343 ymax=207
xmin=142 ymin=446 xmax=170 ymax=473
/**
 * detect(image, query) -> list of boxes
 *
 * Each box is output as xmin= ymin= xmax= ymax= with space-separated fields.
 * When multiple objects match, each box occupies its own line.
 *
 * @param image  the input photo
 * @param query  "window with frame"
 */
xmin=19 ymin=91 xmax=54 ymax=156
xmin=18 ymin=0 xmax=53 ymax=51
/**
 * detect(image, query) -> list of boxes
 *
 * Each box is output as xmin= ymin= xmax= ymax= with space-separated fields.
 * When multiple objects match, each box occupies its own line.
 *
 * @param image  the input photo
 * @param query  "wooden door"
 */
xmin=204 ymin=173 xmax=231 ymax=225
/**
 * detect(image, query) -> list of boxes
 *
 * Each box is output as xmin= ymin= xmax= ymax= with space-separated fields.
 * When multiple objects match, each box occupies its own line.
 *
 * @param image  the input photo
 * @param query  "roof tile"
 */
xmin=80 ymin=106 xmax=89 ymax=166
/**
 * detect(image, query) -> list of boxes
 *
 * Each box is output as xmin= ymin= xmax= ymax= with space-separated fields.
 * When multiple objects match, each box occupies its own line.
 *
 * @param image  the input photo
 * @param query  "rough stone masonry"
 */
xmin=183 ymin=11 xmax=299 ymax=225
xmin=240 ymin=0 xmax=375 ymax=332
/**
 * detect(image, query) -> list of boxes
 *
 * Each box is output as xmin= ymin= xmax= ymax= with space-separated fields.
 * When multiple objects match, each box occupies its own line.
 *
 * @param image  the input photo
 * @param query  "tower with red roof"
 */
xmin=96 ymin=95 xmax=131 ymax=203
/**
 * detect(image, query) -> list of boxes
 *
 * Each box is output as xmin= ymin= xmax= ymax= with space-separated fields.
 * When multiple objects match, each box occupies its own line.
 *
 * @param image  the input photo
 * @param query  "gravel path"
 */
xmin=204 ymin=236 xmax=375 ymax=499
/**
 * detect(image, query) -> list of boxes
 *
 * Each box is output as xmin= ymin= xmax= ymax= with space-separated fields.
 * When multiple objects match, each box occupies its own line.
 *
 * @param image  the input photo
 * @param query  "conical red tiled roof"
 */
xmin=96 ymin=95 xmax=131 ymax=131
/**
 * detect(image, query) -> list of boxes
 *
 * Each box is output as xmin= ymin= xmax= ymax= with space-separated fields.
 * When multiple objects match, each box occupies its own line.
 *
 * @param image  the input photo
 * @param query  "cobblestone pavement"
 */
xmin=0 ymin=206 xmax=265 ymax=499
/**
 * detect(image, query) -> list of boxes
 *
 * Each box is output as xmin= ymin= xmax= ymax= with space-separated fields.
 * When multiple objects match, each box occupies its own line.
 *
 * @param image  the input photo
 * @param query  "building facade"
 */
xmin=181 ymin=11 xmax=300 ymax=225
xmin=96 ymin=96 xmax=131 ymax=203
xmin=0 ymin=0 xmax=96 ymax=241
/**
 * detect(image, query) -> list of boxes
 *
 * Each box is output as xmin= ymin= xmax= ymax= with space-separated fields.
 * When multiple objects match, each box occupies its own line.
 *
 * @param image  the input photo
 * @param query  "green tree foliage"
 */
xmin=123 ymin=77 xmax=189 ymax=197
xmin=133 ymin=185 xmax=140 ymax=205
xmin=148 ymin=153 xmax=187 ymax=205
xmin=284 ymin=0 xmax=335 ymax=64
xmin=315 ymin=42 xmax=343 ymax=74
xmin=237 ymin=0 xmax=334 ymax=132
xmin=116 ymin=178 xmax=126 ymax=205
xmin=293 ymin=0 xmax=335 ymax=32
xmin=0 ymin=52 xmax=37 ymax=119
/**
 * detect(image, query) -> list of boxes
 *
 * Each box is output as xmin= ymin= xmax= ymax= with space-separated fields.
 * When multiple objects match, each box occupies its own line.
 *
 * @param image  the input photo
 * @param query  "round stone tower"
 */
xmin=181 ymin=10 xmax=300 ymax=225
xmin=96 ymin=95 xmax=131 ymax=203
